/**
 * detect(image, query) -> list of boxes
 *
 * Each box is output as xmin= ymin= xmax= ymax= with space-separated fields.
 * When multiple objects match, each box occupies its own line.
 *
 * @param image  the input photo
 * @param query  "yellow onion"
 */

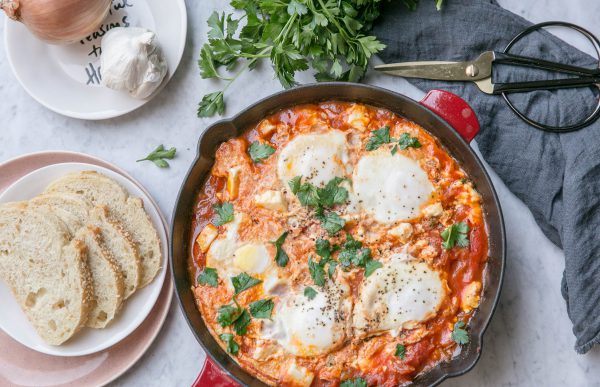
xmin=1 ymin=0 xmax=112 ymax=44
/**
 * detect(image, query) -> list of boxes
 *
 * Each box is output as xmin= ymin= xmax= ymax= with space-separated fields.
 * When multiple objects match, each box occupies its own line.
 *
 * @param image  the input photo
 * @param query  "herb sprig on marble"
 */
xmin=197 ymin=0 xmax=444 ymax=117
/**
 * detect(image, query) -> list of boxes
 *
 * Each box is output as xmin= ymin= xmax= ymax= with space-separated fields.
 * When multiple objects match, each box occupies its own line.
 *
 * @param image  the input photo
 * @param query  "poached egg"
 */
xmin=353 ymin=151 xmax=434 ymax=223
xmin=277 ymin=131 xmax=350 ymax=188
xmin=353 ymin=253 xmax=446 ymax=337
xmin=260 ymin=280 xmax=352 ymax=356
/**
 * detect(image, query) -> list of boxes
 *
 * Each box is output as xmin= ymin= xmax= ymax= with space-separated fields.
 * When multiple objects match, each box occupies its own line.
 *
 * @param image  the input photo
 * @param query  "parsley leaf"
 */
xmin=395 ymin=344 xmax=406 ymax=359
xmin=451 ymin=321 xmax=469 ymax=345
xmin=212 ymin=202 xmax=234 ymax=226
xmin=198 ymin=2 xmax=442 ymax=117
xmin=318 ymin=177 xmax=349 ymax=207
xmin=441 ymin=222 xmax=470 ymax=250
xmin=231 ymin=272 xmax=262 ymax=295
xmin=289 ymin=176 xmax=349 ymax=235
xmin=338 ymin=234 xmax=382 ymax=276
xmin=198 ymin=91 xmax=225 ymax=118
xmin=295 ymin=181 xmax=320 ymax=207
xmin=288 ymin=176 xmax=302 ymax=194
xmin=316 ymin=211 xmax=346 ymax=235
xmin=289 ymin=176 xmax=349 ymax=209
xmin=233 ymin=309 xmax=252 ymax=335
xmin=397 ymin=133 xmax=422 ymax=150
xmin=365 ymin=126 xmax=392 ymax=151
xmin=197 ymin=267 xmax=218 ymax=287
xmin=271 ymin=231 xmax=289 ymax=267
xmin=249 ymin=299 xmax=274 ymax=319
xmin=308 ymin=256 xmax=326 ymax=287
xmin=220 ymin=333 xmax=239 ymax=355
xmin=316 ymin=238 xmax=339 ymax=259
xmin=304 ymin=286 xmax=318 ymax=300
xmin=217 ymin=304 xmax=243 ymax=327
xmin=136 ymin=145 xmax=176 ymax=168
xmin=315 ymin=238 xmax=334 ymax=259
xmin=364 ymin=260 xmax=383 ymax=277
xmin=340 ymin=378 xmax=367 ymax=387
xmin=248 ymin=141 xmax=275 ymax=163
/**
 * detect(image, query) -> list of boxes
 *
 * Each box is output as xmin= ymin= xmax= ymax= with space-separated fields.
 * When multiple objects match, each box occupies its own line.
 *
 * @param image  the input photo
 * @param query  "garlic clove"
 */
xmin=100 ymin=27 xmax=168 ymax=100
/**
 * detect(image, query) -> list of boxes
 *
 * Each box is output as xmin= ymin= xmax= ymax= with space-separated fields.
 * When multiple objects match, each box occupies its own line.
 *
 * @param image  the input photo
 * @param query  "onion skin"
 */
xmin=1 ymin=0 xmax=112 ymax=44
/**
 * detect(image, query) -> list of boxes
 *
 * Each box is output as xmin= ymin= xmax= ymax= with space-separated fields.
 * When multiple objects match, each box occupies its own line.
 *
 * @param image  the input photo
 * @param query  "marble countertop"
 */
xmin=1 ymin=0 xmax=599 ymax=385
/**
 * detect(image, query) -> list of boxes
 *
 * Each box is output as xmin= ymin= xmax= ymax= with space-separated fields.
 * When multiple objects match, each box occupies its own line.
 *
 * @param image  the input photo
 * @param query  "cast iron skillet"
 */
xmin=171 ymin=83 xmax=506 ymax=387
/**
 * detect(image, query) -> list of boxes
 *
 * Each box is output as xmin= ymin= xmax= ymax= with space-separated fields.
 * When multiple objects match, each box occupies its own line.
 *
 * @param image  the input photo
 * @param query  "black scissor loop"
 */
xmin=501 ymin=21 xmax=600 ymax=133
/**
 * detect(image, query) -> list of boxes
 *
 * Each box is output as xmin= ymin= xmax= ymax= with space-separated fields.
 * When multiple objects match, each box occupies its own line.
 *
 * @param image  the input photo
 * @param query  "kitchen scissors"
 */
xmin=375 ymin=21 xmax=600 ymax=133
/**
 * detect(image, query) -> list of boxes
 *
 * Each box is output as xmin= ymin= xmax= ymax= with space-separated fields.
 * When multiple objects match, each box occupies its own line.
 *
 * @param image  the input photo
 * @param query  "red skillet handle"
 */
xmin=193 ymin=357 xmax=239 ymax=387
xmin=419 ymin=89 xmax=480 ymax=143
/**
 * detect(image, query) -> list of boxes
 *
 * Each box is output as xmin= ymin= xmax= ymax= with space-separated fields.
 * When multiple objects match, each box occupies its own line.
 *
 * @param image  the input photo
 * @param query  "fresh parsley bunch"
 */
xmin=198 ymin=0 xmax=443 ymax=117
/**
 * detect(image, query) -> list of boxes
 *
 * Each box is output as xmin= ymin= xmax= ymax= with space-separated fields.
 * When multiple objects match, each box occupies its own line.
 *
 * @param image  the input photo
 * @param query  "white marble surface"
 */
xmin=1 ymin=0 xmax=600 ymax=386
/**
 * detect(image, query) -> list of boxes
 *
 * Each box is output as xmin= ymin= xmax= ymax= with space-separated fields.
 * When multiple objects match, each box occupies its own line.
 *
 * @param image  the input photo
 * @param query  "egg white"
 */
xmin=205 ymin=213 xmax=276 ymax=289
xmin=277 ymin=131 xmax=350 ymax=188
xmin=353 ymin=253 xmax=446 ymax=337
xmin=260 ymin=280 xmax=352 ymax=357
xmin=353 ymin=151 xmax=434 ymax=223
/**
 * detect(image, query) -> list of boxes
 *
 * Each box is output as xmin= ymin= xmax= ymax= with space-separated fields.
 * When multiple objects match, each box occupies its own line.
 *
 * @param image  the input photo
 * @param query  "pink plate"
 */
xmin=0 ymin=151 xmax=173 ymax=387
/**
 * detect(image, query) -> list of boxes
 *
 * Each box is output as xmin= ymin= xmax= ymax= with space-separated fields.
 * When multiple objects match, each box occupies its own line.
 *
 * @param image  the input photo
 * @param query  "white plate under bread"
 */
xmin=0 ymin=163 xmax=168 ymax=357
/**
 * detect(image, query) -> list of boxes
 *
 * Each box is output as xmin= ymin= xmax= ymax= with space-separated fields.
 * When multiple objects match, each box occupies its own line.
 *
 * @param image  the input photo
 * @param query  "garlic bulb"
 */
xmin=1 ymin=0 xmax=111 ymax=44
xmin=100 ymin=27 xmax=168 ymax=100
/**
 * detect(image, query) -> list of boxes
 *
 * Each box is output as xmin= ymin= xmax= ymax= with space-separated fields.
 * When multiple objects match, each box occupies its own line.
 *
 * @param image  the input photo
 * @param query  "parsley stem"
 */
xmin=223 ymin=47 xmax=272 ymax=94
xmin=316 ymin=0 xmax=351 ymax=41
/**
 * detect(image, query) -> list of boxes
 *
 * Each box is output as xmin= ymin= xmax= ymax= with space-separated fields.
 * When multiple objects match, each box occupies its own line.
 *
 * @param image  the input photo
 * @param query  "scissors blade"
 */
xmin=374 ymin=51 xmax=494 ymax=82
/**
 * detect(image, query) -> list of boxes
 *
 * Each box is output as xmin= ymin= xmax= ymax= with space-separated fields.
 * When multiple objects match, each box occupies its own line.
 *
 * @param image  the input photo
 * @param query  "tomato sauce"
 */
xmin=188 ymin=102 xmax=489 ymax=386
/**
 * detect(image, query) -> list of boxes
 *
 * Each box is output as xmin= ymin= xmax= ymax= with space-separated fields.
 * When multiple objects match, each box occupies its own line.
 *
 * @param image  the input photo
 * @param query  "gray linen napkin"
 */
xmin=372 ymin=0 xmax=600 ymax=353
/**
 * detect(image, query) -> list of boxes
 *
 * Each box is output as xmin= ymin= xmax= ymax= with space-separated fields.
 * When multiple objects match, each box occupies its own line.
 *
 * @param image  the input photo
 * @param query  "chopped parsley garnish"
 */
xmin=308 ymin=256 xmax=326 ymax=287
xmin=441 ymin=222 xmax=470 ymax=250
xmin=365 ymin=126 xmax=392 ymax=151
xmin=289 ymin=176 xmax=349 ymax=235
xmin=304 ymin=286 xmax=318 ymax=300
xmin=248 ymin=299 xmax=274 ymax=319
xmin=197 ymin=267 xmax=218 ymax=287
xmin=397 ymin=133 xmax=422 ymax=150
xmin=340 ymin=378 xmax=367 ymax=387
xmin=395 ymin=344 xmax=406 ymax=359
xmin=233 ymin=309 xmax=252 ymax=335
xmin=365 ymin=128 xmax=421 ymax=154
xmin=310 ymin=237 xmax=341 ymax=285
xmin=219 ymin=333 xmax=239 ymax=355
xmin=217 ymin=304 xmax=243 ymax=327
xmin=364 ymin=260 xmax=383 ymax=277
xmin=231 ymin=272 xmax=262 ymax=295
xmin=271 ymin=231 xmax=289 ymax=267
xmin=315 ymin=238 xmax=337 ymax=259
xmin=136 ymin=144 xmax=177 ymax=168
xmin=318 ymin=177 xmax=350 ymax=207
xmin=316 ymin=210 xmax=346 ymax=235
xmin=338 ymin=233 xmax=383 ymax=277
xmin=212 ymin=202 xmax=234 ymax=226
xmin=217 ymin=273 xmax=267 ymax=339
xmin=248 ymin=141 xmax=275 ymax=163
xmin=451 ymin=321 xmax=469 ymax=345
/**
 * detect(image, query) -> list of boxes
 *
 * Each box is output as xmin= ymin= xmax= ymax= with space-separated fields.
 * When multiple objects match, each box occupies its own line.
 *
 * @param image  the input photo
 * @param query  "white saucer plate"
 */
xmin=4 ymin=0 xmax=187 ymax=120
xmin=0 ymin=162 xmax=168 ymax=357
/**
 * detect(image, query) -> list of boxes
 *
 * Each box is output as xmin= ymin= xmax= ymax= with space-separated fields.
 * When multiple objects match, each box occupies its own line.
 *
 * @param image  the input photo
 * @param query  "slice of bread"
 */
xmin=0 ymin=204 xmax=94 ymax=345
xmin=75 ymin=226 xmax=124 ymax=328
xmin=90 ymin=205 xmax=142 ymax=297
xmin=45 ymin=171 xmax=162 ymax=288
xmin=30 ymin=193 xmax=141 ymax=299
